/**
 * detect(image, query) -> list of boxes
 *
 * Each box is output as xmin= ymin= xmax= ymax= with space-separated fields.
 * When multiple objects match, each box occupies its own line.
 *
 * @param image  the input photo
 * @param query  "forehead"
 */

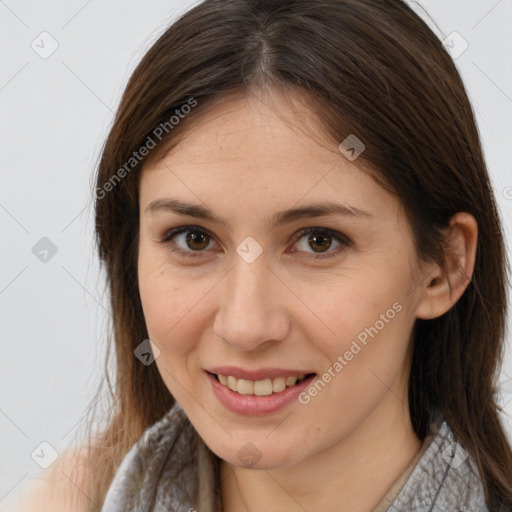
xmin=139 ymin=89 xmax=404 ymax=230
xmin=154 ymin=89 xmax=336 ymax=168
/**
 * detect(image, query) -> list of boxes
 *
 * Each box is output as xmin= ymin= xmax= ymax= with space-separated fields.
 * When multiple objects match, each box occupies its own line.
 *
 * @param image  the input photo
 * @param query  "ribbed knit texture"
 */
xmin=100 ymin=401 xmax=489 ymax=512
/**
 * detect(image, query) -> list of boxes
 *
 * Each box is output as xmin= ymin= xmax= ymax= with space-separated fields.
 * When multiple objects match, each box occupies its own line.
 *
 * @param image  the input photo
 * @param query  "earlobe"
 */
xmin=415 ymin=212 xmax=478 ymax=320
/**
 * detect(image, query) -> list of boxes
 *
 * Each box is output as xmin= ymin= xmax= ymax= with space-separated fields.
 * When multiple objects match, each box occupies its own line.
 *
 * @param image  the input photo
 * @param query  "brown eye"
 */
xmin=160 ymin=226 xmax=215 ymax=258
xmin=307 ymin=231 xmax=333 ymax=253
xmin=185 ymin=230 xmax=210 ymax=251
xmin=161 ymin=225 xmax=351 ymax=261
xmin=290 ymin=227 xmax=352 ymax=259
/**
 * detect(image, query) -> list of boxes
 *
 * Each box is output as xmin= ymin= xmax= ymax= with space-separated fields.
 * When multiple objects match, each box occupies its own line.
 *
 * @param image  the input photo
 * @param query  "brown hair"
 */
xmin=82 ymin=0 xmax=512 ymax=509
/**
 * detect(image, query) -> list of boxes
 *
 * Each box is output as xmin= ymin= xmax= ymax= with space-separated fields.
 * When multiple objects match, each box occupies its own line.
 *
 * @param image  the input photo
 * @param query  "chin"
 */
xmin=212 ymin=439 xmax=303 ymax=470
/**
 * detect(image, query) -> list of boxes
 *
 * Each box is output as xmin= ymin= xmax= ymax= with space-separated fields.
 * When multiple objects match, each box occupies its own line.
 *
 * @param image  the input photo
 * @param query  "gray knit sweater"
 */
xmin=100 ymin=401 xmax=490 ymax=511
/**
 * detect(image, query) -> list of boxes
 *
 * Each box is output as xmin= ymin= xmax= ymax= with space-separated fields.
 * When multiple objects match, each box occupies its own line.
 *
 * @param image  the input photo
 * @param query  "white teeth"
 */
xmin=272 ymin=377 xmax=286 ymax=393
xmin=227 ymin=375 xmax=238 ymax=392
xmin=237 ymin=379 xmax=254 ymax=395
xmin=285 ymin=376 xmax=297 ymax=386
xmin=216 ymin=373 xmax=307 ymax=395
xmin=253 ymin=378 xmax=273 ymax=396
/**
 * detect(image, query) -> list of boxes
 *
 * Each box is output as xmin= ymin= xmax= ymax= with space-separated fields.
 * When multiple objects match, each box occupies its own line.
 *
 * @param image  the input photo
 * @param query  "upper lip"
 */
xmin=206 ymin=366 xmax=316 ymax=381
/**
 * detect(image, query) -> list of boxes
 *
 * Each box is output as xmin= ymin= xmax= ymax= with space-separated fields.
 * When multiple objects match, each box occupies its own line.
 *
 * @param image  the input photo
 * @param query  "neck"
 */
xmin=219 ymin=388 xmax=422 ymax=512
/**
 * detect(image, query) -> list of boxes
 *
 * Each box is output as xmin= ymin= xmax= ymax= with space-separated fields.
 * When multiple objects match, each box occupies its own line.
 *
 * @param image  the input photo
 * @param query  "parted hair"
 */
xmin=81 ymin=1 xmax=512 ymax=510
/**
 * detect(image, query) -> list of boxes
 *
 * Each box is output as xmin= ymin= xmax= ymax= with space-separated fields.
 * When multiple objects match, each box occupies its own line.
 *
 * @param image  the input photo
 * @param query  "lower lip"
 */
xmin=205 ymin=371 xmax=316 ymax=416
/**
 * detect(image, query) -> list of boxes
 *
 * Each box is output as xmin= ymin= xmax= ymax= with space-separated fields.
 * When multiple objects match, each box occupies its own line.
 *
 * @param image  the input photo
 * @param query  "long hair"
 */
xmin=84 ymin=0 xmax=512 ymax=509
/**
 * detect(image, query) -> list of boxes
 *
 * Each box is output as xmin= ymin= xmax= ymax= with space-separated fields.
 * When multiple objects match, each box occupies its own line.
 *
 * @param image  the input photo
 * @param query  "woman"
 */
xmin=13 ymin=0 xmax=512 ymax=511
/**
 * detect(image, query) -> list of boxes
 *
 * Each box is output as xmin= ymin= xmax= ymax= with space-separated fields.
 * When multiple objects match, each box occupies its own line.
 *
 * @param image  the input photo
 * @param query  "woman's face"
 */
xmin=138 ymin=89 xmax=431 ymax=469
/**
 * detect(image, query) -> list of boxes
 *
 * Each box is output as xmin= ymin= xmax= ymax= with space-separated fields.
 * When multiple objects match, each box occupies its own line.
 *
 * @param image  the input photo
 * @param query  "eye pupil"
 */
xmin=187 ymin=230 xmax=209 ymax=250
xmin=309 ymin=232 xmax=332 ymax=252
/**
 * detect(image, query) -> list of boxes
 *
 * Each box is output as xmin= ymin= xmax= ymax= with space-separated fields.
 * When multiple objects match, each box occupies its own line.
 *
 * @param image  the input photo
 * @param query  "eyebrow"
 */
xmin=144 ymin=198 xmax=373 ymax=230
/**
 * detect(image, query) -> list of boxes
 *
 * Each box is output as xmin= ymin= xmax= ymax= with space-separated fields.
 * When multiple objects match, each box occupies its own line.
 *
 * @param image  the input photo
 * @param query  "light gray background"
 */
xmin=1 ymin=0 xmax=511 ymax=507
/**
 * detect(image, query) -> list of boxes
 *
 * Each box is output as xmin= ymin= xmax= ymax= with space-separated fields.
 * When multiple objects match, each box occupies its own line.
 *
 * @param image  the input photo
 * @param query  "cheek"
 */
xmin=138 ymin=245 xmax=180 ymax=342
xmin=297 ymin=297 xmax=412 ymax=444
xmin=312 ymin=273 xmax=413 ymax=382
xmin=138 ymin=263 xmax=209 ymax=399
xmin=139 ymin=277 xmax=198 ymax=346
xmin=299 ymin=271 xmax=415 ymax=416
xmin=306 ymin=272 xmax=409 ymax=355
xmin=137 ymin=251 xmax=215 ymax=355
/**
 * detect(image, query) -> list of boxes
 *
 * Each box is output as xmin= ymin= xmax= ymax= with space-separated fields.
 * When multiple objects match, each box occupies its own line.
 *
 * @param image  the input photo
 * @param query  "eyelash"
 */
xmin=158 ymin=225 xmax=352 ymax=260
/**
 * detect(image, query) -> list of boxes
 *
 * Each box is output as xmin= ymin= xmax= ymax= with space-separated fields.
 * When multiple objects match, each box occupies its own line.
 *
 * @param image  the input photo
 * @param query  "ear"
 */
xmin=415 ymin=212 xmax=478 ymax=320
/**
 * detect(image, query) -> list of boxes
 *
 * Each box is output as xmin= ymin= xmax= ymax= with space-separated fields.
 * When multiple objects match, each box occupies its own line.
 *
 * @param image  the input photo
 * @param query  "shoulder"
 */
xmin=388 ymin=419 xmax=489 ymax=511
xmin=5 ymin=445 xmax=92 ymax=512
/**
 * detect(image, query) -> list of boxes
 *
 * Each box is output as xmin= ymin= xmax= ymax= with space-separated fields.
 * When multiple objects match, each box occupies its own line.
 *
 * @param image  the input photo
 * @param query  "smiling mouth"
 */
xmin=207 ymin=371 xmax=316 ymax=396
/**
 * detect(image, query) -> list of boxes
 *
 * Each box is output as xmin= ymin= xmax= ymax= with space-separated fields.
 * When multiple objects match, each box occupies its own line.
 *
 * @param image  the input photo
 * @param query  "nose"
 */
xmin=213 ymin=253 xmax=290 ymax=352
